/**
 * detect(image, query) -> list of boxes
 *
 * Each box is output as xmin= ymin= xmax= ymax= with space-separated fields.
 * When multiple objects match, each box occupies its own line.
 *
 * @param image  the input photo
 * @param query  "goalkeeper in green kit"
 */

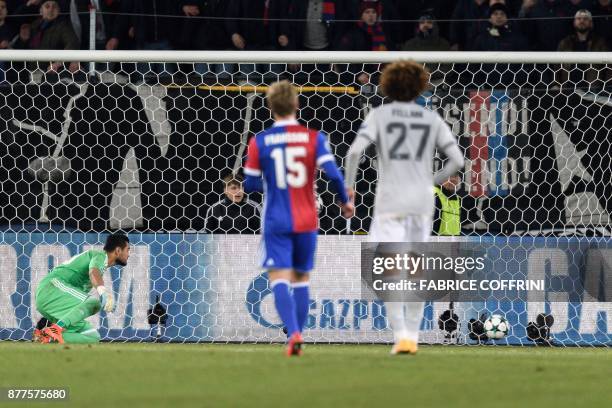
xmin=34 ymin=234 xmax=131 ymax=344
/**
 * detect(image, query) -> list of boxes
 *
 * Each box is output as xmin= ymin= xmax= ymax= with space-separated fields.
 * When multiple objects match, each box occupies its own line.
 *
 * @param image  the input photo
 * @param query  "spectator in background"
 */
xmin=0 ymin=0 xmax=17 ymax=82
xmin=225 ymin=0 xmax=282 ymax=77
xmin=70 ymin=0 xmax=123 ymax=50
xmin=338 ymin=1 xmax=390 ymax=53
xmin=204 ymin=174 xmax=261 ymax=234
xmin=395 ymin=1 xmax=455 ymax=44
xmin=472 ymin=3 xmax=527 ymax=50
xmin=433 ymin=175 xmax=462 ymax=236
xmin=341 ymin=0 xmax=401 ymax=49
xmin=591 ymin=0 xmax=611 ymax=48
xmin=104 ymin=0 xmax=138 ymax=51
xmin=178 ymin=1 xmax=231 ymax=52
xmin=120 ymin=0 xmax=177 ymax=51
xmin=278 ymin=0 xmax=339 ymax=52
xmin=557 ymin=9 xmax=610 ymax=89
xmin=401 ymin=12 xmax=451 ymax=52
xmin=177 ymin=0 xmax=205 ymax=51
xmin=558 ymin=9 xmax=608 ymax=52
xmin=336 ymin=1 xmax=391 ymax=85
xmin=226 ymin=0 xmax=278 ymax=51
xmin=12 ymin=0 xmax=79 ymax=73
xmin=0 ymin=0 xmax=15 ymax=47
xmin=179 ymin=0 xmax=233 ymax=77
xmin=275 ymin=0 xmax=339 ymax=78
xmin=449 ymin=0 xmax=490 ymax=50
xmin=521 ymin=0 xmax=575 ymax=50
xmin=401 ymin=12 xmax=451 ymax=83
xmin=11 ymin=0 xmax=65 ymax=26
xmin=109 ymin=0 xmax=178 ymax=79
xmin=471 ymin=3 xmax=528 ymax=86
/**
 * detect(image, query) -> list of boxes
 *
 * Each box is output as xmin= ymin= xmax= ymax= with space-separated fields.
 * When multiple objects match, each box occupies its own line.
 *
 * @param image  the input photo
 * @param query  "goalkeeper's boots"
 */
xmin=286 ymin=332 xmax=304 ymax=357
xmin=390 ymin=339 xmax=418 ymax=355
xmin=42 ymin=323 xmax=65 ymax=344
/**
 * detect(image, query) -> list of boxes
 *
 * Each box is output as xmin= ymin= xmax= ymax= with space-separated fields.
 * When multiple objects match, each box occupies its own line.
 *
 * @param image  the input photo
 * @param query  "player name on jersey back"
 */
xmin=392 ymin=108 xmax=423 ymax=118
xmin=357 ymin=101 xmax=458 ymax=218
xmin=264 ymin=132 xmax=310 ymax=145
xmin=245 ymin=122 xmax=333 ymax=234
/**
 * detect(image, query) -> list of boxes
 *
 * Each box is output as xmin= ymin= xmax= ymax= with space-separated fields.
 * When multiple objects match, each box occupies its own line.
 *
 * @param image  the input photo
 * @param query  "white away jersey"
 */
xmin=351 ymin=101 xmax=459 ymax=218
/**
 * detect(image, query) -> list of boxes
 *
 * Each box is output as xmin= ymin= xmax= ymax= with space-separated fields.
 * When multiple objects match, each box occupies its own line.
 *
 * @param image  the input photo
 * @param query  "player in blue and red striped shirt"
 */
xmin=244 ymin=80 xmax=354 ymax=356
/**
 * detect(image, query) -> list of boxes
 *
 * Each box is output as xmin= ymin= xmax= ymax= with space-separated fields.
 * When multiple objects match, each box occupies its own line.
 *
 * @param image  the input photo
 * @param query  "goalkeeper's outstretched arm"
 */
xmin=89 ymin=268 xmax=115 ymax=312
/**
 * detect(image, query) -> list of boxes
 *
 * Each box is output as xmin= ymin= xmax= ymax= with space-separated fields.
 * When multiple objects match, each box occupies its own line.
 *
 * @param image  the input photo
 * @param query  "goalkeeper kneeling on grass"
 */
xmin=34 ymin=234 xmax=130 ymax=344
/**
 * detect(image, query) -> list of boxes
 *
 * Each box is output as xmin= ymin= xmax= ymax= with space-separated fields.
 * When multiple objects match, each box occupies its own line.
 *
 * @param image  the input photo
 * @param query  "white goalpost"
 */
xmin=1 ymin=49 xmax=611 ymax=63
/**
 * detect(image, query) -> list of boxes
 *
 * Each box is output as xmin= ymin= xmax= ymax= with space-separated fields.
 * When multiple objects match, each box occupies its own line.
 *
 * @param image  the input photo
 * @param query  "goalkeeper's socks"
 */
xmin=403 ymin=301 xmax=425 ymax=342
xmin=57 ymin=297 xmax=101 ymax=328
xmin=292 ymin=282 xmax=310 ymax=332
xmin=271 ymin=279 xmax=299 ymax=336
xmin=386 ymin=302 xmax=409 ymax=342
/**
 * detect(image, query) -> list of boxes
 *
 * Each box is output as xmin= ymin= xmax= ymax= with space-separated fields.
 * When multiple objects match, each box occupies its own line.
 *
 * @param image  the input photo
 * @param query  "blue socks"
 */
xmin=292 ymin=282 xmax=310 ymax=332
xmin=271 ymin=279 xmax=299 ymax=336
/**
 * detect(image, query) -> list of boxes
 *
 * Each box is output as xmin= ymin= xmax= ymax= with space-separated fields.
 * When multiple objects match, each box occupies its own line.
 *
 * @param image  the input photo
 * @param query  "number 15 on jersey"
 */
xmin=271 ymin=146 xmax=307 ymax=189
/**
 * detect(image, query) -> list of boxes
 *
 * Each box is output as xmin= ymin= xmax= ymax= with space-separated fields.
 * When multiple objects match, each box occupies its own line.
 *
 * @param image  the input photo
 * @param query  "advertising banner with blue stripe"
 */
xmin=0 ymin=233 xmax=610 ymax=345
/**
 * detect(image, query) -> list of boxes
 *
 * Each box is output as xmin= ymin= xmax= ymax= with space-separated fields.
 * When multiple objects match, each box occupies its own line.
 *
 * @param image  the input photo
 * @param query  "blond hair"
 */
xmin=266 ymin=80 xmax=298 ymax=117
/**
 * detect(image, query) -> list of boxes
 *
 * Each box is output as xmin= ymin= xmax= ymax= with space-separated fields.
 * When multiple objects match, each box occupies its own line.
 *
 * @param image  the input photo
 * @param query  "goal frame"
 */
xmin=0 ymin=50 xmax=610 ymax=64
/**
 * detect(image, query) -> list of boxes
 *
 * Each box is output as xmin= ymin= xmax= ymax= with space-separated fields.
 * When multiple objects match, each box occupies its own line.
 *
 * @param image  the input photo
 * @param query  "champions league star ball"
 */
xmin=483 ymin=314 xmax=510 ymax=340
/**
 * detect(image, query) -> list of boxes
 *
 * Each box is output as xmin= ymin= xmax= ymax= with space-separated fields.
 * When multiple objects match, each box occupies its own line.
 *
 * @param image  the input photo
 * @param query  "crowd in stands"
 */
xmin=0 ymin=0 xmax=609 ymax=52
xmin=0 ymin=0 xmax=609 ymax=80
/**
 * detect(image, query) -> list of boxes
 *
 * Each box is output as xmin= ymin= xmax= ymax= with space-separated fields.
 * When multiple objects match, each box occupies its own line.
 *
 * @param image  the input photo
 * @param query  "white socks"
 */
xmin=386 ymin=302 xmax=408 ymax=343
xmin=403 ymin=302 xmax=425 ymax=343
xmin=387 ymin=302 xmax=425 ymax=343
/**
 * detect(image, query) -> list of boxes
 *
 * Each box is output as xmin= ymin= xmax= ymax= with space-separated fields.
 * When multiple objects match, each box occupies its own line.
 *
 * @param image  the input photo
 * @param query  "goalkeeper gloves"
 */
xmin=97 ymin=286 xmax=115 ymax=313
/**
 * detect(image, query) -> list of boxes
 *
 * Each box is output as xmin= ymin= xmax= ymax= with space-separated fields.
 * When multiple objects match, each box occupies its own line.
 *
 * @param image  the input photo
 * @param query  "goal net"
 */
xmin=0 ymin=50 xmax=610 ymax=346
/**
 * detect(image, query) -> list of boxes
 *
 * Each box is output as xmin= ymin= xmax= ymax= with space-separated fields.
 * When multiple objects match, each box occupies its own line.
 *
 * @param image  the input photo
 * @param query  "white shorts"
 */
xmin=369 ymin=215 xmax=432 ymax=243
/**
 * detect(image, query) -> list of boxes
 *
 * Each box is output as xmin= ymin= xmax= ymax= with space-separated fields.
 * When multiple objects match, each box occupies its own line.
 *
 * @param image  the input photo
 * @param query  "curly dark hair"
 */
xmin=379 ymin=60 xmax=430 ymax=102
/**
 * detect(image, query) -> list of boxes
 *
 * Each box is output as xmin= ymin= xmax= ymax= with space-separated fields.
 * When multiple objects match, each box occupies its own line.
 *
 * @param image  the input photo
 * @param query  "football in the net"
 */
xmin=483 ymin=314 xmax=510 ymax=340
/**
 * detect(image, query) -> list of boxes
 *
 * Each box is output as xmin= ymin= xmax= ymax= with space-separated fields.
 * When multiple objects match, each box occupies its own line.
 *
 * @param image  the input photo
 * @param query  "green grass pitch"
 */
xmin=1 ymin=342 xmax=610 ymax=408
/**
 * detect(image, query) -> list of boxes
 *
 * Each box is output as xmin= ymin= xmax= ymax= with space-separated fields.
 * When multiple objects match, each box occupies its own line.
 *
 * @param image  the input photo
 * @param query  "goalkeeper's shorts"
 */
xmin=261 ymin=231 xmax=317 ymax=272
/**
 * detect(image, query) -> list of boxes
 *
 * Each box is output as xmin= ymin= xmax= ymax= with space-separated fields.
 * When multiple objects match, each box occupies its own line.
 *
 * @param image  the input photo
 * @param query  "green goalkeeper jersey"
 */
xmin=41 ymin=249 xmax=108 ymax=293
